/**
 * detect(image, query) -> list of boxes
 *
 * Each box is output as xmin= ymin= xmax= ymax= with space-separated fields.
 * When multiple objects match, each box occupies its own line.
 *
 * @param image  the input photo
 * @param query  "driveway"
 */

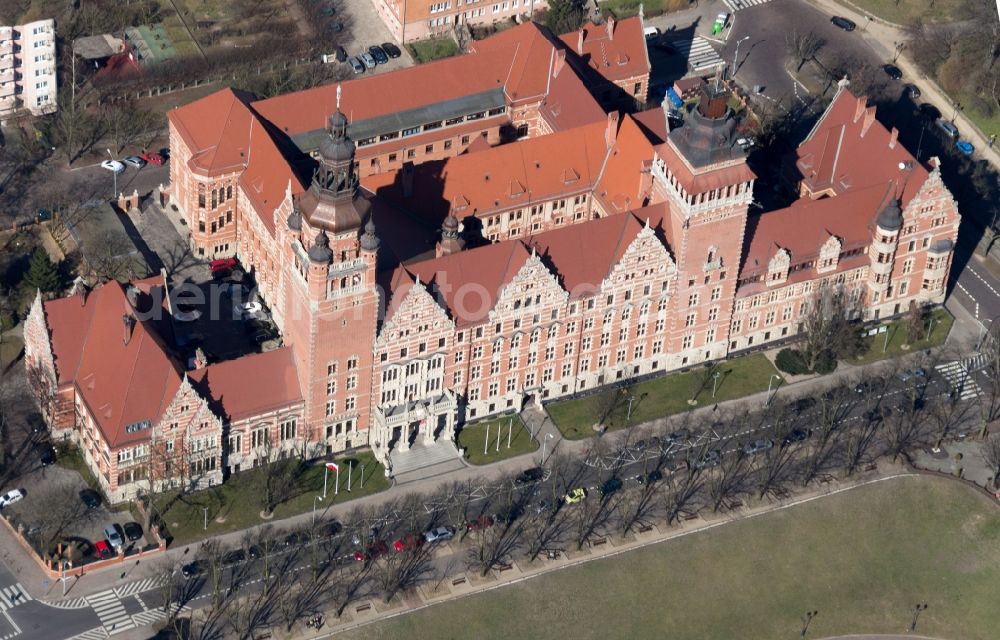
xmin=333 ymin=0 xmax=414 ymax=69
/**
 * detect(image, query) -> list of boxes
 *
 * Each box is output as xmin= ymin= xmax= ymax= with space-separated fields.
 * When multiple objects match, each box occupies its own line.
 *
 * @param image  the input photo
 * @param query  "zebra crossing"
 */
xmin=130 ymin=603 xmax=189 ymax=629
xmin=664 ymin=36 xmax=725 ymax=73
xmin=85 ymin=591 xmax=135 ymax=635
xmin=114 ymin=575 xmax=166 ymax=599
xmin=46 ymin=596 xmax=90 ymax=610
xmin=935 ymin=361 xmax=981 ymax=400
xmin=964 ymin=352 xmax=990 ymax=373
xmin=0 ymin=584 xmax=31 ymax=611
xmin=722 ymin=0 xmax=775 ymax=12
xmin=67 ymin=628 xmax=108 ymax=640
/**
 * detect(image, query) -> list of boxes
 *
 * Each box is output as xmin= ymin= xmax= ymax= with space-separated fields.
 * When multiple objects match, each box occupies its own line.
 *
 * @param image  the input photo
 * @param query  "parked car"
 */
xmin=352 ymin=540 xmax=388 ymax=562
xmin=368 ymin=45 xmax=389 ymax=65
xmin=282 ymin=531 xmax=305 ymax=547
xmin=335 ymin=46 xmax=347 ymax=62
xmin=935 ymin=119 xmax=959 ymax=139
xmin=0 ymin=489 xmax=24 ymax=509
xmin=393 ymin=534 xmax=424 ymax=552
xmin=781 ymin=429 xmax=810 ymax=447
xmin=122 ymin=522 xmax=143 ymax=542
xmin=515 ymin=467 xmax=546 ymax=485
xmin=882 ymin=64 xmax=902 ymax=80
xmin=95 ymin=539 xmax=114 ymax=560
xmin=563 ymin=487 xmax=587 ymax=504
xmin=466 ymin=515 xmax=495 ymax=532
xmin=328 ymin=21 xmax=343 ymax=33
xmin=349 ymin=57 xmax=365 ymax=74
xmin=918 ymin=103 xmax=941 ymax=120
xmin=37 ymin=444 xmax=56 ymax=466
xmin=904 ymin=84 xmax=921 ymax=99
xmin=359 ymin=52 xmax=377 ymax=69
xmin=742 ymin=438 xmax=774 ymax=456
xmin=319 ymin=5 xmax=335 ymax=15
xmin=793 ymin=397 xmax=817 ymax=413
xmin=423 ymin=526 xmax=455 ymax=543
xmin=899 ymin=367 xmax=926 ymax=382
xmin=100 ymin=159 xmax=125 ymax=174
xmin=830 ymin=16 xmax=856 ymax=31
xmin=955 ymin=139 xmax=975 ymax=156
xmin=140 ymin=151 xmax=165 ymax=165
xmin=79 ymin=489 xmax=101 ymax=509
xmin=694 ymin=450 xmax=721 ymax=469
xmin=598 ymin=478 xmax=623 ymax=497
xmin=247 ymin=545 xmax=263 ymax=560
xmin=123 ymin=156 xmax=145 ymax=169
xmin=181 ymin=560 xmax=208 ymax=579
xmin=210 ymin=257 xmax=237 ymax=273
xmin=736 ymin=136 xmax=756 ymax=150
xmin=222 ymin=549 xmax=246 ymax=566
xmin=637 ymin=469 xmax=663 ymax=485
xmin=381 ymin=42 xmax=402 ymax=58
xmin=104 ymin=524 xmax=125 ymax=549
xmin=666 ymin=429 xmax=690 ymax=444
xmin=235 ymin=301 xmax=263 ymax=316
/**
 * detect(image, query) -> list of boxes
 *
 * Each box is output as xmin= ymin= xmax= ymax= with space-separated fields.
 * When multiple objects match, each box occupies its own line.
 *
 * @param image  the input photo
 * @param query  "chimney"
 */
xmin=122 ymin=313 xmax=135 ymax=346
xmin=577 ymin=29 xmax=585 ymax=55
xmin=606 ymin=15 xmax=616 ymax=40
xmin=125 ymin=284 xmax=140 ymax=308
xmin=853 ymin=96 xmax=866 ymax=123
xmin=401 ymin=161 xmax=415 ymax=198
xmin=553 ymin=48 xmax=566 ymax=78
xmin=605 ymin=111 xmax=620 ymax=148
xmin=888 ymin=126 xmax=899 ymax=149
xmin=861 ymin=106 xmax=876 ymax=137
xmin=71 ymin=276 xmax=88 ymax=306
xmin=193 ymin=346 xmax=208 ymax=370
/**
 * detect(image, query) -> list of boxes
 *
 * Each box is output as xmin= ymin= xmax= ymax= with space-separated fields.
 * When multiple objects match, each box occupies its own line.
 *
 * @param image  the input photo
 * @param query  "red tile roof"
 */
xmin=362 ymin=119 xmax=613 ymax=224
xmin=559 ymin=16 xmax=651 ymax=85
xmin=596 ymin=114 xmax=657 ymax=213
xmin=238 ymin=123 xmax=304 ymax=236
xmin=190 ymin=347 xmax=302 ymax=422
xmin=45 ymin=277 xmax=184 ymax=448
xmin=539 ymin=58 xmax=607 ymax=131
xmin=632 ymin=106 xmax=669 ymax=145
xmin=168 ymin=88 xmax=257 ymax=177
xmin=656 ymin=137 xmax=757 ymax=194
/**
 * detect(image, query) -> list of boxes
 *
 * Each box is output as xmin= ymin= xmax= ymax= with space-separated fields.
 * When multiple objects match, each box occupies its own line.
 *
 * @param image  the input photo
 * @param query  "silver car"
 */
xmin=349 ymin=57 xmax=364 ymax=74
xmin=423 ymin=526 xmax=455 ymax=543
xmin=359 ymin=51 xmax=377 ymax=70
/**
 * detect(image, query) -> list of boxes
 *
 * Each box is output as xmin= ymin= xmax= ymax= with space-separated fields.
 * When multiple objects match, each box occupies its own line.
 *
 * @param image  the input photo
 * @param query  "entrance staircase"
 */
xmin=390 ymin=439 xmax=466 ymax=484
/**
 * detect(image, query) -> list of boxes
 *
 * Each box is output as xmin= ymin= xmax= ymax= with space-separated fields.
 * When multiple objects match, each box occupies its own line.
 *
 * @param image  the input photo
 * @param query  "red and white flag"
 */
xmin=325 ymin=462 xmax=339 ymax=473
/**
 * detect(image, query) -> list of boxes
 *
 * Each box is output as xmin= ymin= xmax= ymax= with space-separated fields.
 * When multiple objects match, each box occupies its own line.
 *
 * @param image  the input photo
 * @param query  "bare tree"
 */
xmin=32 ymin=479 xmax=95 ymax=552
xmin=980 ymin=436 xmax=1000 ymax=487
xmin=786 ymin=30 xmax=825 ymax=72
xmin=99 ymin=100 xmax=158 ymax=156
xmin=798 ymin=283 xmax=864 ymax=371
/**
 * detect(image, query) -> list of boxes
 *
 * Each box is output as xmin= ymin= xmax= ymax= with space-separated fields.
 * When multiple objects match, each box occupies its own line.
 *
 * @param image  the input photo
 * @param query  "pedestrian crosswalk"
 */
xmin=67 ymin=628 xmax=108 ymax=640
xmin=0 ymin=584 xmax=31 ymax=611
xmin=130 ymin=603 xmax=189 ymax=629
xmin=965 ymin=352 xmax=990 ymax=373
xmin=86 ymin=591 xmax=135 ymax=635
xmin=47 ymin=596 xmax=90 ymax=610
xmin=936 ymin=361 xmax=981 ymax=400
xmin=113 ymin=575 xmax=166 ymax=599
xmin=722 ymin=0 xmax=775 ymax=12
xmin=664 ymin=36 xmax=725 ymax=73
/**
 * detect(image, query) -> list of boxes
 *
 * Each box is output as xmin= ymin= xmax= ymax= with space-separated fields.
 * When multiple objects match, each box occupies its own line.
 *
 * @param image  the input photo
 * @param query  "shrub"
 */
xmin=813 ymin=350 xmax=838 ymax=374
xmin=775 ymin=348 xmax=810 ymax=375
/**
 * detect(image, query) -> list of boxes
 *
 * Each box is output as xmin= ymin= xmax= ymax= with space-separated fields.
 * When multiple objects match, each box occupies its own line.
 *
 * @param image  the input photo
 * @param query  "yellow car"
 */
xmin=563 ymin=488 xmax=587 ymax=505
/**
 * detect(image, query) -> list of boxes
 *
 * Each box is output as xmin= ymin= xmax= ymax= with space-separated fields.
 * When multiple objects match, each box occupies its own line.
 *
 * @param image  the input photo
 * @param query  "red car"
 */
xmin=140 ymin=152 xmax=165 ymax=166
xmin=353 ymin=540 xmax=388 ymax=562
xmin=393 ymin=534 xmax=424 ymax=553
xmin=94 ymin=539 xmax=113 ymax=559
xmin=210 ymin=257 xmax=237 ymax=273
xmin=466 ymin=515 xmax=495 ymax=532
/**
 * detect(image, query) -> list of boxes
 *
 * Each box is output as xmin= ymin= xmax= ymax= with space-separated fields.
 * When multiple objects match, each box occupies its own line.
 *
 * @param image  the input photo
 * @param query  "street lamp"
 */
xmin=712 ymin=371 xmax=721 ymax=398
xmin=626 ymin=395 xmax=637 ymax=422
xmin=765 ymin=374 xmax=781 ymax=406
xmin=201 ymin=507 xmax=209 ymax=531
xmin=106 ymin=148 xmax=117 ymax=198
xmin=801 ymin=610 xmax=818 ymax=637
xmin=541 ymin=433 xmax=554 ymax=465
xmin=910 ymin=602 xmax=928 ymax=632
xmin=312 ymin=495 xmax=323 ymax=526
xmin=732 ymin=36 xmax=750 ymax=77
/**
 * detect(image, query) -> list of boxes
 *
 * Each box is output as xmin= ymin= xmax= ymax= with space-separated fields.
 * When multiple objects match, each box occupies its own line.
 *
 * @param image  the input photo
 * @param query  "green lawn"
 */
xmin=600 ymin=0 xmax=688 ymax=19
xmin=340 ymin=476 xmax=1000 ymax=640
xmin=547 ymin=353 xmax=782 ymax=440
xmin=851 ymin=307 xmax=953 ymax=365
xmin=407 ymin=37 xmax=460 ymax=63
xmin=457 ymin=415 xmax=538 ymax=465
xmin=153 ymin=451 xmax=388 ymax=546
xmin=836 ymin=0 xmax=968 ymax=25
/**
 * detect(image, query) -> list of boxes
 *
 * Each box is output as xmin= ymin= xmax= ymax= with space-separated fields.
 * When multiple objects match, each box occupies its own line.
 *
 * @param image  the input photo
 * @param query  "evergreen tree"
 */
xmin=544 ymin=0 xmax=585 ymax=35
xmin=22 ymin=248 xmax=60 ymax=294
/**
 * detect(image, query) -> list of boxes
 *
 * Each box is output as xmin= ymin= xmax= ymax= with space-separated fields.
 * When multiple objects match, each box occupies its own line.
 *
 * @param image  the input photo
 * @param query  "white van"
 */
xmin=643 ymin=26 xmax=660 ymax=40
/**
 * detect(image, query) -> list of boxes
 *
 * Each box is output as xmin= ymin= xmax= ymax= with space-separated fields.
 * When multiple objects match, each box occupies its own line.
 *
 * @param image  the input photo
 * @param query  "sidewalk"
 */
xmin=4 ymin=299 xmax=980 ymax=606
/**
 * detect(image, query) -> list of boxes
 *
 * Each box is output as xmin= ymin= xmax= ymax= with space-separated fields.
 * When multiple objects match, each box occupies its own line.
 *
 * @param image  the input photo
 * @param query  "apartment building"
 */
xmin=0 ymin=19 xmax=56 ymax=120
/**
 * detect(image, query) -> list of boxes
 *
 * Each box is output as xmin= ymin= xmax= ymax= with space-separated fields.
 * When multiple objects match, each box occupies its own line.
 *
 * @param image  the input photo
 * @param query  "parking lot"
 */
xmin=2 ymin=463 xmax=149 ymax=566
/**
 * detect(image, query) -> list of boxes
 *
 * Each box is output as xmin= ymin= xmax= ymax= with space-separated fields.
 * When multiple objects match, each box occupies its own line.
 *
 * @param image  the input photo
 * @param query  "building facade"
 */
xmin=0 ymin=19 xmax=57 ymax=120
xmin=25 ymin=25 xmax=960 ymax=499
xmin=371 ymin=0 xmax=549 ymax=43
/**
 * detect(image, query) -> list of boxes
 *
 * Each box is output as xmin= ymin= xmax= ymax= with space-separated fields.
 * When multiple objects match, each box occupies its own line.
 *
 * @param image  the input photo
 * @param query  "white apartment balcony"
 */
xmin=0 ymin=42 xmax=11 ymax=56
xmin=0 ymin=56 xmax=13 ymax=72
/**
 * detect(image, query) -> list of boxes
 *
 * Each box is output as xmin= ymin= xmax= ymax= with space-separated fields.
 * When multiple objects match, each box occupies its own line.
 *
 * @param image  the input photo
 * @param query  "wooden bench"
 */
xmin=355 ymin=603 xmax=372 ymax=613
xmin=637 ymin=523 xmax=653 ymax=533
xmin=591 ymin=537 xmax=608 ymax=547
xmin=727 ymin=500 xmax=743 ymax=510
xmin=497 ymin=563 xmax=513 ymax=573
xmin=682 ymin=513 xmax=699 ymax=521
xmin=818 ymin=474 xmax=835 ymax=484
xmin=451 ymin=577 xmax=467 ymax=587
xmin=863 ymin=462 xmax=878 ymax=472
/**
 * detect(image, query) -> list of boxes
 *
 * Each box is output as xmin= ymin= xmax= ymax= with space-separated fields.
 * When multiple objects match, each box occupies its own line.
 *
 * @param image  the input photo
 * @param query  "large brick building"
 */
xmin=24 ymin=19 xmax=960 ymax=502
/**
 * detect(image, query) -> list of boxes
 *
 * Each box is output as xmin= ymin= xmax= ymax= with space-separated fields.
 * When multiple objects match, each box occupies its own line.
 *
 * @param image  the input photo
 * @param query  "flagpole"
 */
xmin=484 ymin=423 xmax=489 ymax=456
xmin=507 ymin=419 xmax=512 ymax=448
xmin=347 ymin=462 xmax=352 ymax=492
xmin=335 ymin=466 xmax=340 ymax=495
xmin=323 ymin=465 xmax=328 ymax=499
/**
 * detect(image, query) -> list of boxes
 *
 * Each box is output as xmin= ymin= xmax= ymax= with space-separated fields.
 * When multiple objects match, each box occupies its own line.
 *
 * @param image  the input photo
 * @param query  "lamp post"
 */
xmin=541 ymin=433 xmax=554 ymax=465
xmin=106 ymin=148 xmax=117 ymax=198
xmin=765 ymin=374 xmax=781 ymax=406
xmin=732 ymin=35 xmax=749 ymax=77
xmin=201 ymin=507 xmax=209 ymax=531
xmin=910 ymin=602 xmax=928 ymax=632
xmin=800 ymin=610 xmax=818 ymax=637
xmin=312 ymin=495 xmax=323 ymax=526
xmin=712 ymin=371 xmax=721 ymax=398
xmin=951 ymin=101 xmax=963 ymax=123
xmin=626 ymin=395 xmax=637 ymax=422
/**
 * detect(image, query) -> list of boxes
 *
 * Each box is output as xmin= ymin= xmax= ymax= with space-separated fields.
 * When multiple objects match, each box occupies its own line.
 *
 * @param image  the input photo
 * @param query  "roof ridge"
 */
xmin=603 ymin=213 xmax=636 ymax=282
